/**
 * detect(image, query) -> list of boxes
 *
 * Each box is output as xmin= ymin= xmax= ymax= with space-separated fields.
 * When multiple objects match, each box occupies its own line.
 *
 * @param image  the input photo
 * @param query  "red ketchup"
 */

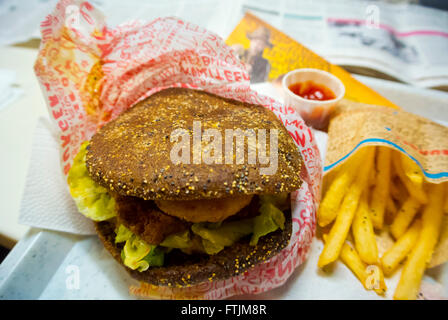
xmin=288 ymin=81 xmax=336 ymax=101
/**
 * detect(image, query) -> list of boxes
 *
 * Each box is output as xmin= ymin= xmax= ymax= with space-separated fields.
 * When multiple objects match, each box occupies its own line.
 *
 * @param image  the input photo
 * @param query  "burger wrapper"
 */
xmin=34 ymin=0 xmax=322 ymax=299
xmin=324 ymin=99 xmax=448 ymax=268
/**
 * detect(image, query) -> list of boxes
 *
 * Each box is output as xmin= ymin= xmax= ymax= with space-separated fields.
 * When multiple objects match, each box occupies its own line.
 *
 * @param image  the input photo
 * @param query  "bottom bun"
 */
xmin=95 ymin=212 xmax=292 ymax=287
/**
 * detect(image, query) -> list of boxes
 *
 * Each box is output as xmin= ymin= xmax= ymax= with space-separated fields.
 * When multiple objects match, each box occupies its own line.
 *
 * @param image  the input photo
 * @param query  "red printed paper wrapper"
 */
xmin=34 ymin=0 xmax=322 ymax=299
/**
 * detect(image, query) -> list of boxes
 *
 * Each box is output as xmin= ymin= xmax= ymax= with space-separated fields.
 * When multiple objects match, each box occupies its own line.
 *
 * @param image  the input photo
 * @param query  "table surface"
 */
xmin=0 ymin=47 xmax=46 ymax=248
xmin=0 ymin=45 xmax=448 ymax=250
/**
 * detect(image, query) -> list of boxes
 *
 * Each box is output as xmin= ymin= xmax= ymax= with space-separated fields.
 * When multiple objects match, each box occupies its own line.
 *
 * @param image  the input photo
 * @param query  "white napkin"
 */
xmin=18 ymin=117 xmax=95 ymax=235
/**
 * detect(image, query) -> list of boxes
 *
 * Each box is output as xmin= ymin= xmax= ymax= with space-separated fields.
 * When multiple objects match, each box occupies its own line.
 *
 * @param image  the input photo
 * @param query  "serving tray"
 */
xmin=1 ymin=76 xmax=447 ymax=299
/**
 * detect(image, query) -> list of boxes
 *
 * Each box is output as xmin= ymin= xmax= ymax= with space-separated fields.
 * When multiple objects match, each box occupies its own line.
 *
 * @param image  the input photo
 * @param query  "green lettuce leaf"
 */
xmin=250 ymin=196 xmax=286 ymax=246
xmin=67 ymin=141 xmax=116 ymax=221
xmin=191 ymin=219 xmax=254 ymax=255
xmin=141 ymin=246 xmax=164 ymax=268
xmin=160 ymin=230 xmax=191 ymax=249
xmin=121 ymin=232 xmax=164 ymax=271
xmin=115 ymin=224 xmax=133 ymax=243
xmin=259 ymin=193 xmax=290 ymax=211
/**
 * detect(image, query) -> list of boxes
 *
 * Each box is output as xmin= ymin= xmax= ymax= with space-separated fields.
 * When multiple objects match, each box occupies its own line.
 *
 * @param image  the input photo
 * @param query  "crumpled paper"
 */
xmin=29 ymin=0 xmax=322 ymax=299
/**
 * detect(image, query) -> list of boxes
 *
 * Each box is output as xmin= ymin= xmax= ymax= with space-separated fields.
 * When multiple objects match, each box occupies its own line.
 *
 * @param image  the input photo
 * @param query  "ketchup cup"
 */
xmin=282 ymin=68 xmax=345 ymax=131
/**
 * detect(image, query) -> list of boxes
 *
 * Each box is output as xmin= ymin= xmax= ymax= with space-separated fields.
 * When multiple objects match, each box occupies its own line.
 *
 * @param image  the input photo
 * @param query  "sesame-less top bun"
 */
xmin=86 ymin=88 xmax=303 ymax=200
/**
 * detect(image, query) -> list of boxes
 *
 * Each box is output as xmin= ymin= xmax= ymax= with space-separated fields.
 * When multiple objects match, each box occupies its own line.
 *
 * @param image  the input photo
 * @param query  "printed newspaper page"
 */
xmin=236 ymin=0 xmax=448 ymax=89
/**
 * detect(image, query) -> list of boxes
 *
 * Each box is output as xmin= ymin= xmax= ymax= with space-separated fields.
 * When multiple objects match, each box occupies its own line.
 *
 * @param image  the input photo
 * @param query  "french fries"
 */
xmin=370 ymin=148 xmax=391 ymax=229
xmin=318 ymin=147 xmax=375 ymax=268
xmin=318 ymin=144 xmax=447 ymax=300
xmin=394 ymin=183 xmax=445 ymax=300
xmin=400 ymin=153 xmax=424 ymax=187
xmin=445 ymin=183 xmax=448 ymax=213
xmin=318 ymin=149 xmax=366 ymax=227
xmin=381 ymin=219 xmax=421 ymax=276
xmin=339 ymin=240 xmax=368 ymax=289
xmin=390 ymin=196 xmax=422 ymax=239
xmin=368 ymin=163 xmax=377 ymax=188
xmin=352 ymin=192 xmax=379 ymax=265
xmin=429 ymin=182 xmax=448 ymax=268
xmin=323 ymin=234 xmax=387 ymax=296
xmin=384 ymin=196 xmax=398 ymax=225
xmin=429 ymin=215 xmax=448 ymax=268
xmin=392 ymin=152 xmax=428 ymax=204
xmin=389 ymin=178 xmax=408 ymax=204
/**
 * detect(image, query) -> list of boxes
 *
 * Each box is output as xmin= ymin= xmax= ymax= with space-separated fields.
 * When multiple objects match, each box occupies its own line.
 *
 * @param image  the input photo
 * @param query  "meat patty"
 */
xmin=114 ymin=195 xmax=190 ymax=245
xmin=114 ymin=194 xmax=262 ymax=246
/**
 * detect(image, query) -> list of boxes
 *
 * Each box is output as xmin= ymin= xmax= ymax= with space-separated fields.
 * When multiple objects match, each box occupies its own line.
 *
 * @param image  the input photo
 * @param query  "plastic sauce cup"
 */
xmin=282 ymin=68 xmax=345 ymax=131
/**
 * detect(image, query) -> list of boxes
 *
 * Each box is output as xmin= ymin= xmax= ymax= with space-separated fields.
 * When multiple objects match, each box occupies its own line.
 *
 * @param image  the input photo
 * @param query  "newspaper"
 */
xmin=0 ymin=0 xmax=448 ymax=87
xmin=237 ymin=0 xmax=448 ymax=89
xmin=2 ymin=0 xmax=447 ymax=89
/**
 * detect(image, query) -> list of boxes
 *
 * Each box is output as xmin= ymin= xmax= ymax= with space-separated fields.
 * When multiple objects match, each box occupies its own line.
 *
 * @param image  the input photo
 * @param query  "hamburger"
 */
xmin=67 ymin=88 xmax=303 ymax=287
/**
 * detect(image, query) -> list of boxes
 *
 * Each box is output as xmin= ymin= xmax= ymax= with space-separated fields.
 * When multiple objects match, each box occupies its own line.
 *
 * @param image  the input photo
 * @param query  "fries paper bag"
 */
xmin=324 ymin=100 xmax=448 ymax=184
xmin=34 ymin=0 xmax=322 ymax=299
xmin=324 ymin=100 xmax=448 ymax=271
